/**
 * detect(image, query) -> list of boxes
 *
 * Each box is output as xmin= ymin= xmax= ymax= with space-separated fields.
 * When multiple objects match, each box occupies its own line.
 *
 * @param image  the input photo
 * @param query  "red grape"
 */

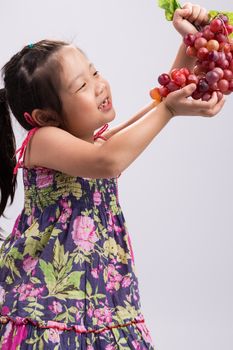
xmin=218 ymin=79 xmax=229 ymax=92
xmin=223 ymin=69 xmax=233 ymax=80
xmin=173 ymin=72 xmax=186 ymax=86
xmin=187 ymin=74 xmax=199 ymax=84
xmin=206 ymin=70 xmax=220 ymax=84
xmin=166 ymin=81 xmax=180 ymax=92
xmin=183 ymin=33 xmax=196 ymax=46
xmin=151 ymin=13 xmax=233 ymax=102
xmin=158 ymin=73 xmax=170 ymax=86
xmin=208 ymin=50 xmax=219 ymax=62
xmin=210 ymin=18 xmax=223 ymax=33
xmin=195 ymin=37 xmax=207 ymax=50
xmin=159 ymin=86 xmax=170 ymax=97
xmin=202 ymin=92 xmax=212 ymax=101
xmin=197 ymin=79 xmax=209 ymax=93
xmin=186 ymin=46 xmax=197 ymax=57
xmin=207 ymin=39 xmax=219 ymax=51
xmin=197 ymin=47 xmax=209 ymax=60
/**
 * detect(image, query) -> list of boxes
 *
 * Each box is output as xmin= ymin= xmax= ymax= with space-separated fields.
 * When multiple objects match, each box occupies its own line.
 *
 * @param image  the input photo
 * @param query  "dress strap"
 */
xmin=93 ymin=123 xmax=109 ymax=141
xmin=93 ymin=123 xmax=121 ymax=179
xmin=13 ymin=127 xmax=40 ymax=176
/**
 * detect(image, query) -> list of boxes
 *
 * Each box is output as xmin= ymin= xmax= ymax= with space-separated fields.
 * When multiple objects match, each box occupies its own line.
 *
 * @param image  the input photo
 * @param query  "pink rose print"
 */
xmin=122 ymin=276 xmax=131 ymax=288
xmin=57 ymin=199 xmax=73 ymax=229
xmin=87 ymin=346 xmax=95 ymax=350
xmin=93 ymin=190 xmax=102 ymax=206
xmin=48 ymin=328 xmax=60 ymax=343
xmin=76 ymin=301 xmax=84 ymax=309
xmin=107 ymin=210 xmax=122 ymax=235
xmin=48 ymin=301 xmax=62 ymax=314
xmin=93 ymin=305 xmax=112 ymax=325
xmin=71 ymin=216 xmax=99 ymax=251
xmin=87 ymin=305 xmax=94 ymax=318
xmin=106 ymin=345 xmax=116 ymax=350
xmin=132 ymin=340 xmax=141 ymax=350
xmin=106 ymin=264 xmax=123 ymax=292
xmin=13 ymin=283 xmax=44 ymax=301
xmin=75 ymin=301 xmax=84 ymax=322
xmin=91 ymin=264 xmax=103 ymax=279
xmin=23 ymin=256 xmax=38 ymax=275
xmin=1 ymin=306 xmax=10 ymax=316
xmin=36 ymin=169 xmax=54 ymax=188
xmin=91 ymin=267 xmax=99 ymax=278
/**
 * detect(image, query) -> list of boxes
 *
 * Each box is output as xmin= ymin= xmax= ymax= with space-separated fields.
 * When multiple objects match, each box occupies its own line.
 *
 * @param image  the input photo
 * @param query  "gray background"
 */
xmin=0 ymin=0 xmax=233 ymax=349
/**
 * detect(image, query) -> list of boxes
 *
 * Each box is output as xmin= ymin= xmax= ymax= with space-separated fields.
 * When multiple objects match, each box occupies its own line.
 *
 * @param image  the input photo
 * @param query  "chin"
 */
xmin=109 ymin=108 xmax=116 ymax=121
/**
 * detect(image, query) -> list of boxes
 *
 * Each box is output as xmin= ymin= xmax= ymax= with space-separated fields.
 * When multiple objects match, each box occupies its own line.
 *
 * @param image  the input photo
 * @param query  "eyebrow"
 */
xmin=68 ymin=62 xmax=94 ymax=89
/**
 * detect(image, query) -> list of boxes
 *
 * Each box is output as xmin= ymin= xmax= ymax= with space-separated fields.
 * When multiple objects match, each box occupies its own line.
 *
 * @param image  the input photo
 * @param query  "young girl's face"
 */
xmin=58 ymin=45 xmax=115 ymax=143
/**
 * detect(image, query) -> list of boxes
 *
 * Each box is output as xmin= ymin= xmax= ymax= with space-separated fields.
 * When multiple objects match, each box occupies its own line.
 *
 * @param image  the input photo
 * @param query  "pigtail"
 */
xmin=0 ymin=88 xmax=17 ymax=219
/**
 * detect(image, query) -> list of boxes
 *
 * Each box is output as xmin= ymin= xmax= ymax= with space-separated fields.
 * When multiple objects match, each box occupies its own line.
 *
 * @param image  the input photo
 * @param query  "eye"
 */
xmin=75 ymin=83 xmax=86 ymax=92
xmin=94 ymin=70 xmax=99 ymax=76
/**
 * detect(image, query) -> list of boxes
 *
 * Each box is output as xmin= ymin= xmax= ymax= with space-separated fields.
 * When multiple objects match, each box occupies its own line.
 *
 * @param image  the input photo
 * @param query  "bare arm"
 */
xmin=101 ymin=100 xmax=158 ymax=140
xmin=101 ymin=101 xmax=173 ymax=175
xmin=100 ymin=84 xmax=224 ymax=177
xmin=168 ymin=41 xmax=196 ymax=75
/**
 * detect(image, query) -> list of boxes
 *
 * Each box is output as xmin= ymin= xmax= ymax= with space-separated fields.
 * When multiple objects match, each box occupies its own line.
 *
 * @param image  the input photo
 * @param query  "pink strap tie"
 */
xmin=93 ymin=123 xmax=109 ymax=141
xmin=13 ymin=127 xmax=39 ymax=176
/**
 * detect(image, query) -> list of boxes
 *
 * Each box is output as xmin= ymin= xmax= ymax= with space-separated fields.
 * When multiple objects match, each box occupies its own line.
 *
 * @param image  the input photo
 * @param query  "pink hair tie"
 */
xmin=24 ymin=112 xmax=38 ymax=127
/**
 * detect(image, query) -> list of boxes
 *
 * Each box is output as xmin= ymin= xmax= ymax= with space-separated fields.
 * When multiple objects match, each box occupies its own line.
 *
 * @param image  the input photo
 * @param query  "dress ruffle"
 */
xmin=0 ymin=314 xmax=155 ymax=349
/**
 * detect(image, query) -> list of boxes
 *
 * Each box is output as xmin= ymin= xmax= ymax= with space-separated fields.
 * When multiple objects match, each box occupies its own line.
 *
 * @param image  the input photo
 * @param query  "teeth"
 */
xmin=98 ymin=98 xmax=108 ymax=110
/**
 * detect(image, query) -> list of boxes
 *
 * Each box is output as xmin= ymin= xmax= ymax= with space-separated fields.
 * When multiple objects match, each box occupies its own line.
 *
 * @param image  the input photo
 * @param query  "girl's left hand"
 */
xmin=173 ymin=2 xmax=209 ymax=37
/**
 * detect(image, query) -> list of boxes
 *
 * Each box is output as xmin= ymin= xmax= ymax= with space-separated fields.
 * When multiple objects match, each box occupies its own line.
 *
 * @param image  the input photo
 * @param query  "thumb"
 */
xmin=179 ymin=83 xmax=197 ymax=97
xmin=174 ymin=7 xmax=191 ymax=20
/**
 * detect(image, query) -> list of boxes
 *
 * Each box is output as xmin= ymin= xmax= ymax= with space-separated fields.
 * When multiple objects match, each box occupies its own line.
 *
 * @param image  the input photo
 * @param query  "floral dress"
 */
xmin=0 ymin=124 xmax=155 ymax=349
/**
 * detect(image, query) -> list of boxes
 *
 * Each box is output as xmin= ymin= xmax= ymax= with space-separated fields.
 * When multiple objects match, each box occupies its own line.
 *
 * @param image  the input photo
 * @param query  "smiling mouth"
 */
xmin=98 ymin=97 xmax=110 ymax=110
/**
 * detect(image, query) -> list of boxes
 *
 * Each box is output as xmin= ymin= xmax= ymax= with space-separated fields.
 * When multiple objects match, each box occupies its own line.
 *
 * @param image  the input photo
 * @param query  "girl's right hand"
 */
xmin=163 ymin=83 xmax=226 ymax=118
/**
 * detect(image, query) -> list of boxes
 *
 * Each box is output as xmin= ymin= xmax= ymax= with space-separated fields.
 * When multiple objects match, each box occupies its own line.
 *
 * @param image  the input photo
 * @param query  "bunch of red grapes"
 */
xmin=150 ymin=14 xmax=233 ymax=102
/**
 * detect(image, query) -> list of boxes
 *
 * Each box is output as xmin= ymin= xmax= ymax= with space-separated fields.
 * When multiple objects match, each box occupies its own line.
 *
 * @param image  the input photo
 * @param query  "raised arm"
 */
xmin=103 ymin=4 xmax=210 ymax=140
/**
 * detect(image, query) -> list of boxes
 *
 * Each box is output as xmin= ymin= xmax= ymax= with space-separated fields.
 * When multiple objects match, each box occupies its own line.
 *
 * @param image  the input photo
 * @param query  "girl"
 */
xmin=0 ymin=3 xmax=225 ymax=349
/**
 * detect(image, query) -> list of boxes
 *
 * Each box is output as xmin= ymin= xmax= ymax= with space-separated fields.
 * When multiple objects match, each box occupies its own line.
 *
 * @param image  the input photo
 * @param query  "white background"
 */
xmin=0 ymin=1 xmax=233 ymax=349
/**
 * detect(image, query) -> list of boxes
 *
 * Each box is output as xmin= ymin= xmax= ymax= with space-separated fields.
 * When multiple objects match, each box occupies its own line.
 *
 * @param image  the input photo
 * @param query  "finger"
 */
xmin=194 ymin=7 xmax=208 ymax=26
xmin=173 ymin=7 xmax=192 ymax=21
xmin=182 ymin=2 xmax=193 ymax=11
xmin=207 ymin=95 xmax=226 ymax=116
xmin=193 ymin=91 xmax=221 ymax=116
xmin=186 ymin=4 xmax=202 ymax=23
xmin=179 ymin=83 xmax=197 ymax=98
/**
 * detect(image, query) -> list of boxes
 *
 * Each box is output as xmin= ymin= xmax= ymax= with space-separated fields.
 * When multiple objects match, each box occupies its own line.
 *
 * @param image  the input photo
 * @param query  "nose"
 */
xmin=95 ymin=81 xmax=105 ymax=96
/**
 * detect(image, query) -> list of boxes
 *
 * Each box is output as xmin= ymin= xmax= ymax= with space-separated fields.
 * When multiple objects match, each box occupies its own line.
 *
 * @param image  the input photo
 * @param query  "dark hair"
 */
xmin=0 ymin=39 xmax=78 ymax=218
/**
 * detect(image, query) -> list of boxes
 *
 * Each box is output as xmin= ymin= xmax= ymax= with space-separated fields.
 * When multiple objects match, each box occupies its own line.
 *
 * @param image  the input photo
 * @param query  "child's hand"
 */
xmin=173 ymin=2 xmax=209 ymax=37
xmin=163 ymin=83 xmax=226 ymax=118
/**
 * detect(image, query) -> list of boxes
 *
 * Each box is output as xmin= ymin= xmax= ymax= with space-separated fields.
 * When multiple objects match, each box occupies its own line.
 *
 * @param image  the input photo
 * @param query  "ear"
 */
xmin=31 ymin=109 xmax=61 ymax=127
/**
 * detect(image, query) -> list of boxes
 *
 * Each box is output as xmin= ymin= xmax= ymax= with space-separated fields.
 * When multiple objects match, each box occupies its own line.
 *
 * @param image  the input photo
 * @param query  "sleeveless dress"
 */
xmin=0 ymin=124 xmax=155 ymax=349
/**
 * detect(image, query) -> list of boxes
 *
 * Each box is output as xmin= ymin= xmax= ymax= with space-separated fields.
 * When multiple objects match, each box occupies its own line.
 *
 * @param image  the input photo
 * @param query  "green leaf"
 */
xmin=30 ymin=277 xmax=41 ymax=284
xmin=56 ymin=290 xmax=86 ymax=300
xmin=86 ymin=280 xmax=92 ymax=296
xmin=53 ymin=239 xmax=68 ymax=270
xmin=158 ymin=0 xmax=181 ymax=21
xmin=66 ymin=271 xmax=84 ymax=289
xmin=39 ymin=260 xmax=56 ymax=292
